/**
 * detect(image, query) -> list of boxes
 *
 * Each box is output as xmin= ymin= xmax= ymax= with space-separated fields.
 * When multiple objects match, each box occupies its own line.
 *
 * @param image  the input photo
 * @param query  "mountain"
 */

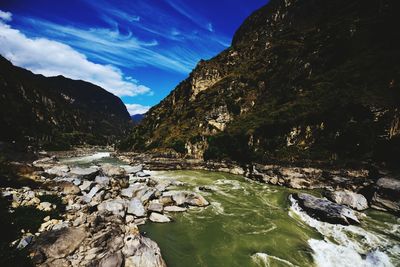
xmin=0 ymin=55 xmax=131 ymax=150
xmin=119 ymin=0 xmax=400 ymax=167
xmin=131 ymin=114 xmax=145 ymax=124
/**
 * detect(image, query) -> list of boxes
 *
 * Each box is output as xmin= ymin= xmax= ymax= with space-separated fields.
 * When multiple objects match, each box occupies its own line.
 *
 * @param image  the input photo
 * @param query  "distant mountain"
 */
xmin=131 ymin=114 xmax=145 ymax=124
xmin=0 ymin=55 xmax=132 ymax=150
xmin=119 ymin=0 xmax=400 ymax=167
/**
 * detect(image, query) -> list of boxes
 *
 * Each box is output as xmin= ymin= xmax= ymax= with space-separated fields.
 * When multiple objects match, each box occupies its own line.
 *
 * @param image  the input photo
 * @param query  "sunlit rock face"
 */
xmin=121 ymin=0 xmax=400 ymax=166
xmin=0 ymin=56 xmax=131 ymax=149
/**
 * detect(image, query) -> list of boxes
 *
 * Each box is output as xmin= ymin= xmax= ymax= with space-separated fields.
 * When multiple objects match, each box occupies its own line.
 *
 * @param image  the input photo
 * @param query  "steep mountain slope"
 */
xmin=0 ymin=56 xmax=131 ymax=149
xmin=120 ymin=0 xmax=400 ymax=167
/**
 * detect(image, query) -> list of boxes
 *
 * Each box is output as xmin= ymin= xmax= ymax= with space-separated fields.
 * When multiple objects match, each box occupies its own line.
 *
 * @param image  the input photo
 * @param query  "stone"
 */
xmin=98 ymin=199 xmax=127 ymax=217
xmin=292 ymin=193 xmax=361 ymax=225
xmin=82 ymin=185 xmax=103 ymax=203
xmin=17 ymin=235 xmax=34 ymax=250
xmin=123 ymin=235 xmax=166 ymax=267
xmin=127 ymin=198 xmax=146 ymax=217
xmin=121 ymin=164 xmax=143 ymax=174
xmin=38 ymin=202 xmax=53 ymax=212
xmin=60 ymin=182 xmax=81 ymax=195
xmin=159 ymin=196 xmax=174 ymax=206
xmin=327 ymin=190 xmax=369 ymax=211
xmin=95 ymin=176 xmax=110 ymax=186
xmin=79 ymin=180 xmax=94 ymax=192
xmin=126 ymin=215 xmax=135 ymax=224
xmin=46 ymin=165 xmax=70 ymax=177
xmin=164 ymin=191 xmax=186 ymax=206
xmin=99 ymin=251 xmax=123 ymax=267
xmin=155 ymin=181 xmax=172 ymax=192
xmin=101 ymin=164 xmax=126 ymax=177
xmin=32 ymin=227 xmax=86 ymax=259
xmin=69 ymin=167 xmax=99 ymax=180
xmin=148 ymin=201 xmax=163 ymax=213
xmin=136 ymin=171 xmax=150 ymax=178
xmin=371 ymin=177 xmax=400 ymax=213
xmin=164 ymin=206 xmax=187 ymax=212
xmin=185 ymin=192 xmax=209 ymax=207
xmin=149 ymin=212 xmax=171 ymax=223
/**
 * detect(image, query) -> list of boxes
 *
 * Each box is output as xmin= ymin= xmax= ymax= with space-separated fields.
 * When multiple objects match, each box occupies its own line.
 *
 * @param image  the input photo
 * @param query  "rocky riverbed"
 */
xmin=0 ymin=152 xmax=209 ymax=267
xmin=1 ymin=151 xmax=399 ymax=266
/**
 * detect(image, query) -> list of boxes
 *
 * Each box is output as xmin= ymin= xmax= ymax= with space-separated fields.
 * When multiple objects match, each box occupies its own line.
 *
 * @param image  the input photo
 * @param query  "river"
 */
xmin=61 ymin=152 xmax=400 ymax=267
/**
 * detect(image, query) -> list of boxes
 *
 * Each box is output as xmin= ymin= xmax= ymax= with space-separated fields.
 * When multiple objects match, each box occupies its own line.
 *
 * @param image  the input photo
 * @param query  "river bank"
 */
xmin=0 ymin=150 xmax=399 ymax=266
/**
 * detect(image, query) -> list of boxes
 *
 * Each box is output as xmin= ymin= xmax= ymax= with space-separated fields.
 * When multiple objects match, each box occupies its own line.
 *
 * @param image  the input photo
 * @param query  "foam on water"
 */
xmin=61 ymin=152 xmax=110 ymax=164
xmin=251 ymin=252 xmax=298 ymax=267
xmin=289 ymin=196 xmax=395 ymax=267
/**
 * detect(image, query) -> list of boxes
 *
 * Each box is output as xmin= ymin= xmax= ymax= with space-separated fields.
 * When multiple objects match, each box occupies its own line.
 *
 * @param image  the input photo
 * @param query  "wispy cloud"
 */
xmin=125 ymin=103 xmax=151 ymax=115
xmin=0 ymin=10 xmax=12 ymax=22
xmin=0 ymin=13 xmax=151 ymax=97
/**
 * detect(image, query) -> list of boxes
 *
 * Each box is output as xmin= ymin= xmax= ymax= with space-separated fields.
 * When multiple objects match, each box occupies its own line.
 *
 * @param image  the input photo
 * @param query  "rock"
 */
xmin=123 ymin=234 xmax=166 ymax=267
xmin=327 ymin=190 xmax=369 ymax=211
xmin=199 ymin=186 xmax=212 ymax=192
xmin=139 ymin=188 xmax=156 ymax=204
xmin=17 ymin=234 xmax=34 ymax=250
xmin=79 ymin=180 xmax=94 ymax=192
xmin=292 ymin=193 xmax=361 ymax=225
xmin=60 ymin=182 xmax=81 ymax=195
xmin=159 ymin=196 xmax=174 ymax=206
xmin=99 ymin=251 xmax=123 ymax=267
xmin=127 ymin=198 xmax=146 ymax=217
xmin=31 ymin=227 xmax=86 ymax=259
xmin=69 ymin=167 xmax=99 ymax=180
xmin=82 ymin=184 xmax=103 ymax=203
xmin=149 ymin=212 xmax=171 ymax=223
xmin=136 ymin=171 xmax=150 ymax=178
xmin=95 ymin=176 xmax=110 ymax=186
xmin=37 ymin=202 xmax=54 ymax=212
xmin=126 ymin=215 xmax=135 ymax=224
xmin=46 ymin=165 xmax=70 ymax=177
xmin=164 ymin=206 xmax=187 ymax=212
xmin=148 ymin=201 xmax=163 ymax=213
xmin=185 ymin=192 xmax=209 ymax=207
xmin=101 ymin=164 xmax=126 ymax=177
xmin=372 ymin=177 xmax=400 ymax=213
xmin=121 ymin=164 xmax=143 ymax=174
xmin=98 ymin=199 xmax=127 ymax=217
xmin=155 ymin=181 xmax=171 ymax=192
xmin=164 ymin=191 xmax=186 ymax=206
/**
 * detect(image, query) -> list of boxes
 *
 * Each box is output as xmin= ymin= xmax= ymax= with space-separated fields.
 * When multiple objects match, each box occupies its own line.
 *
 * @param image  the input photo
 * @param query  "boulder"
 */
xmin=82 ymin=184 xmax=103 ymax=203
xmin=69 ymin=167 xmax=99 ymax=180
xmin=327 ymin=190 xmax=369 ymax=211
xmin=101 ymin=164 xmax=126 ymax=177
xmin=79 ymin=180 xmax=94 ymax=192
xmin=45 ymin=165 xmax=70 ymax=177
xmin=99 ymin=251 xmax=123 ymax=267
xmin=291 ymin=193 xmax=361 ymax=225
xmin=95 ymin=176 xmax=110 ymax=186
xmin=123 ymin=234 xmax=166 ymax=267
xmin=37 ymin=202 xmax=54 ymax=212
xmin=164 ymin=206 xmax=187 ymax=212
xmin=148 ymin=201 xmax=163 ymax=213
xmin=127 ymin=198 xmax=146 ymax=217
xmin=149 ymin=213 xmax=171 ymax=223
xmin=164 ymin=191 xmax=186 ymax=206
xmin=121 ymin=184 xmax=147 ymax=198
xmin=98 ymin=199 xmax=127 ymax=217
xmin=372 ymin=177 xmax=400 ymax=213
xmin=185 ymin=192 xmax=209 ymax=207
xmin=31 ymin=227 xmax=86 ymax=259
xmin=60 ymin=182 xmax=81 ymax=195
xmin=121 ymin=164 xmax=143 ymax=174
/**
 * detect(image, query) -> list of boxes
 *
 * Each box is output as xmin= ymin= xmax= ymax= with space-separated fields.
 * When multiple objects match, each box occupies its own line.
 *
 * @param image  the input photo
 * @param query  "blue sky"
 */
xmin=0 ymin=0 xmax=267 ymax=115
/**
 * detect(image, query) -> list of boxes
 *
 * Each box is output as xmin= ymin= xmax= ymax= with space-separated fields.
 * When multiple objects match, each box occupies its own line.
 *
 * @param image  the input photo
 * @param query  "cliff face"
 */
xmin=121 ymin=0 xmax=400 ymax=166
xmin=0 ymin=56 xmax=131 ymax=149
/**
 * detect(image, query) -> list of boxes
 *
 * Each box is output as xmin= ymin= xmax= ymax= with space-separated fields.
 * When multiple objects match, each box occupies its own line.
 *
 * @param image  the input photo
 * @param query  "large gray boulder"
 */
xmin=372 ymin=177 xmax=400 ymax=213
xmin=69 ymin=166 xmax=99 ymax=180
xmin=292 ymin=193 xmax=361 ymax=225
xmin=127 ymin=198 xmax=146 ymax=217
xmin=327 ymin=190 xmax=369 ymax=211
xmin=45 ymin=165 xmax=70 ymax=177
xmin=149 ymin=212 xmax=171 ymax=223
xmin=101 ymin=164 xmax=126 ymax=177
xmin=98 ymin=199 xmax=127 ymax=217
xmin=123 ymin=234 xmax=166 ymax=267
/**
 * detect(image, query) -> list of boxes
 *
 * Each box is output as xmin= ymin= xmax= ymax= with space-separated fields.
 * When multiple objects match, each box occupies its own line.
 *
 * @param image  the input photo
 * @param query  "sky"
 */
xmin=0 ymin=0 xmax=267 ymax=115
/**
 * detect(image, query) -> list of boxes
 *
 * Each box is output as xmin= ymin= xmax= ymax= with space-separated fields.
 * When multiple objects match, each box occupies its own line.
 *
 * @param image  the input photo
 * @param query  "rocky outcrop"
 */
xmin=291 ymin=193 xmax=363 ymax=225
xmin=371 ymin=177 xmax=400 ymax=213
xmin=326 ymin=190 xmax=369 ymax=211
xmin=120 ymin=0 xmax=400 ymax=168
xmin=0 ymin=55 xmax=131 ymax=149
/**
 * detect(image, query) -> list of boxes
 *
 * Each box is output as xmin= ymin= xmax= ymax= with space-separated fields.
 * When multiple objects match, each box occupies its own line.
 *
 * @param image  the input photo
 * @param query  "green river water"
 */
xmin=62 ymin=153 xmax=400 ymax=267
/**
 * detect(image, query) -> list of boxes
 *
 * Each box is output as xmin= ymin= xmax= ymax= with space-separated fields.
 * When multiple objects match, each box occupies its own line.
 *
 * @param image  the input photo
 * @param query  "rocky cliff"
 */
xmin=120 ymin=0 xmax=400 ymax=167
xmin=0 ymin=56 xmax=131 ymax=149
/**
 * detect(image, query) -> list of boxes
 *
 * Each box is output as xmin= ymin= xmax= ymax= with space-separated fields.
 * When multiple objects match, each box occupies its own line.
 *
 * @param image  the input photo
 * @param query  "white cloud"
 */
xmin=125 ymin=104 xmax=151 ymax=115
xmin=0 ymin=10 xmax=12 ymax=22
xmin=0 ymin=16 xmax=151 ymax=97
